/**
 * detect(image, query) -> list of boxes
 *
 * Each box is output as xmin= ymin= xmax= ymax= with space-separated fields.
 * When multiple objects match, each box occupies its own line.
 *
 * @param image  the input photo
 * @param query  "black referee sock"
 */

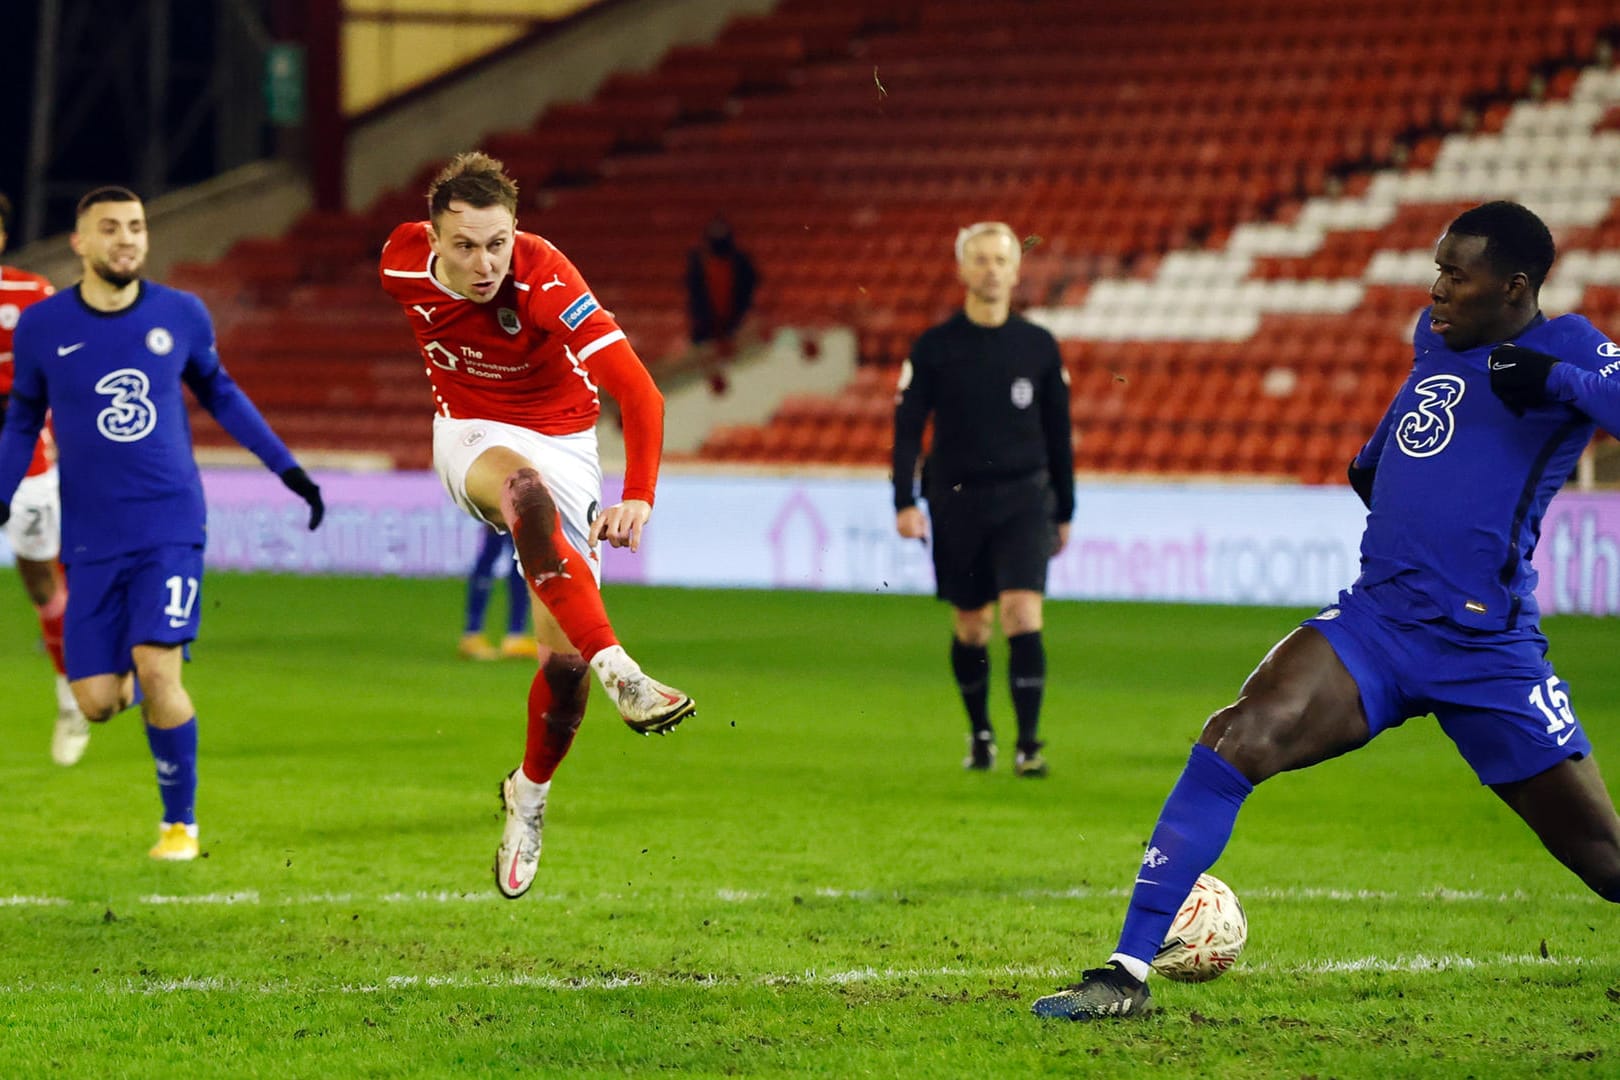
xmin=1008 ymin=631 xmax=1046 ymax=751
xmin=950 ymin=639 xmax=992 ymax=736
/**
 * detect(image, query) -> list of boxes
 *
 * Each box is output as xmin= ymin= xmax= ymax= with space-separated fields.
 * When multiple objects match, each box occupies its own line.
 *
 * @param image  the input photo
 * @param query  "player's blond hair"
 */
xmin=427 ymin=152 xmax=519 ymax=221
xmin=955 ymin=221 xmax=1020 ymax=265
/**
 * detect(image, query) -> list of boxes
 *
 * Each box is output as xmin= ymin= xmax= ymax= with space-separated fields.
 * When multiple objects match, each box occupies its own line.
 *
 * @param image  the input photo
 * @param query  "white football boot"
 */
xmin=589 ymin=645 xmax=695 ymax=735
xmin=494 ymin=768 xmax=547 ymax=899
xmin=50 ymin=675 xmax=91 ymax=766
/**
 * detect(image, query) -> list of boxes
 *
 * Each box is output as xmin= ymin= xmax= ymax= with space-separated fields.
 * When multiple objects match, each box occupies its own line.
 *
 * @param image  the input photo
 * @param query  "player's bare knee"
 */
xmin=1584 ymin=843 xmax=1620 ymax=902
xmin=1595 ymin=871 xmax=1620 ymax=903
xmin=501 ymin=468 xmax=556 ymax=529
xmin=78 ymin=697 xmax=119 ymax=724
xmin=502 ymin=468 xmax=564 ymax=573
xmin=1200 ymin=701 xmax=1287 ymax=782
xmin=73 ymin=683 xmax=122 ymax=723
xmin=953 ymin=607 xmax=994 ymax=646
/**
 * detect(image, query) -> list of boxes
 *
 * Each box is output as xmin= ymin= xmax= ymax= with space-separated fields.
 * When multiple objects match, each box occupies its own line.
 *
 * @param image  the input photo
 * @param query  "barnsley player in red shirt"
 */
xmin=0 ymin=191 xmax=91 ymax=766
xmin=380 ymin=152 xmax=695 ymax=899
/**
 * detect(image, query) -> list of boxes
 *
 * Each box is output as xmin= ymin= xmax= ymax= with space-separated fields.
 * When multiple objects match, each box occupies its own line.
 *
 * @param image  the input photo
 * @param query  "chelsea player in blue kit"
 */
xmin=0 ymin=187 xmax=324 ymax=861
xmin=1033 ymin=201 xmax=1620 ymax=1020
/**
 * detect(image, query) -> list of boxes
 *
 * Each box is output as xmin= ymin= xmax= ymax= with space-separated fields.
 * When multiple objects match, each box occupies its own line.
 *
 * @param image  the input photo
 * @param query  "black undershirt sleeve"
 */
xmin=892 ymin=339 xmax=934 ymax=510
xmin=1039 ymin=343 xmax=1075 ymax=522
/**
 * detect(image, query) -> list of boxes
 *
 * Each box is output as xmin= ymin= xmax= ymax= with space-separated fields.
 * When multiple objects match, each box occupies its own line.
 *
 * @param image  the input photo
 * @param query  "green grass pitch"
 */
xmin=0 ymin=573 xmax=1615 ymax=1078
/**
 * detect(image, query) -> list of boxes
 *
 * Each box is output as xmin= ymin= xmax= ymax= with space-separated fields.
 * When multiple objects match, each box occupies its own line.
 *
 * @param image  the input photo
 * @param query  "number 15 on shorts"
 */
xmin=1528 ymin=675 xmax=1578 ymax=744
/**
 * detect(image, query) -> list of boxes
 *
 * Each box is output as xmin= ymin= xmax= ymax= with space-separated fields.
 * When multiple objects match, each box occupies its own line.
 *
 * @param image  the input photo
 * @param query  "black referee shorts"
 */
xmin=926 ymin=472 xmax=1057 ymax=610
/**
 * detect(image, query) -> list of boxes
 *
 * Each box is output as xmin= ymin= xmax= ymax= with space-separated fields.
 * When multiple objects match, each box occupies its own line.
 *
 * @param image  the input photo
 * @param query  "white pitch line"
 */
xmin=0 ymin=884 xmax=1600 ymax=911
xmin=378 ymin=890 xmax=501 ymax=904
xmin=1250 ymin=953 xmax=1604 ymax=975
xmin=140 ymin=891 xmax=261 ymax=906
xmin=0 ymin=954 xmax=1604 ymax=997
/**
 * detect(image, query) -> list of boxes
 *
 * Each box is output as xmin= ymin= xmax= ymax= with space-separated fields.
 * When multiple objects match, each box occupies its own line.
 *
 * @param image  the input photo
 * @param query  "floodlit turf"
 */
xmin=0 ymin=573 xmax=1615 ymax=1078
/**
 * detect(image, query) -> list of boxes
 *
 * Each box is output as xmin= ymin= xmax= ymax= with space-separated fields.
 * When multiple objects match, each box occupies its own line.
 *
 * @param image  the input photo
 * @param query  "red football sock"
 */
xmin=37 ymin=588 xmax=67 ymax=676
xmin=502 ymin=472 xmax=618 ymax=661
xmin=521 ymin=656 xmax=587 ymax=784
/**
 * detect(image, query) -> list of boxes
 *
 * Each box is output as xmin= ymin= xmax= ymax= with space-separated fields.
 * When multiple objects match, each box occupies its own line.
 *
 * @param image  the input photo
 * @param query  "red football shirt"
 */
xmin=379 ymin=222 xmax=664 ymax=504
xmin=0 ymin=265 xmax=55 ymax=477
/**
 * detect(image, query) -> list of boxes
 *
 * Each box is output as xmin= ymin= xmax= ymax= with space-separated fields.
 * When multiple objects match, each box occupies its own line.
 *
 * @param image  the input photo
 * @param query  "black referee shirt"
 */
xmin=892 ymin=310 xmax=1075 ymax=522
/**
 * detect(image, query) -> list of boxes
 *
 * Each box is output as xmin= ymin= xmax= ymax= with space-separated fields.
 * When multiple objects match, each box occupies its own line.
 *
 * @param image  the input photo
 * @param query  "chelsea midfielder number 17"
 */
xmin=0 ymin=186 xmax=324 ymax=862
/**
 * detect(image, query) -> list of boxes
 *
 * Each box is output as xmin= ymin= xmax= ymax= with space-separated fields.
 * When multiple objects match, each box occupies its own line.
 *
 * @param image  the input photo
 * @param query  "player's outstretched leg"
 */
xmin=499 ymin=467 xmax=695 ymax=733
xmin=1032 ymin=744 xmax=1252 ymax=1020
xmin=494 ymin=654 xmax=588 ymax=897
xmin=1030 ymin=961 xmax=1154 ymax=1020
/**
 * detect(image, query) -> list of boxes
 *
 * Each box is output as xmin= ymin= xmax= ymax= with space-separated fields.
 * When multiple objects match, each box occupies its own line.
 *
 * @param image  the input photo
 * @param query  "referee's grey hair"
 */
xmin=955 ymin=222 xmax=1020 ymax=264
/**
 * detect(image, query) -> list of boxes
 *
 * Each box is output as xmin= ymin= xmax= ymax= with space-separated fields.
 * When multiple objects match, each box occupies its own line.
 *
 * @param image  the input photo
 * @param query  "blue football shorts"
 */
xmin=63 ymin=544 xmax=203 ymax=680
xmin=1304 ymin=585 xmax=1592 ymax=786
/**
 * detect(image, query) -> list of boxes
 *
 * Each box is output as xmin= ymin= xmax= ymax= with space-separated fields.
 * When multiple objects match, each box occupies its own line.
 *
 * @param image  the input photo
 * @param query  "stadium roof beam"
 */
xmin=20 ymin=0 xmax=272 ymax=245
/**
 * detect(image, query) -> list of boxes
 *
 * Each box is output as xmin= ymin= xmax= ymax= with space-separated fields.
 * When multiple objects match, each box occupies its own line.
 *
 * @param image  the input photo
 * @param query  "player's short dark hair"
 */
xmin=0 ymin=191 xmax=12 ymax=235
xmin=1446 ymin=201 xmax=1556 ymax=291
xmin=427 ymin=152 xmax=518 ymax=222
xmin=75 ymin=186 xmax=143 ymax=219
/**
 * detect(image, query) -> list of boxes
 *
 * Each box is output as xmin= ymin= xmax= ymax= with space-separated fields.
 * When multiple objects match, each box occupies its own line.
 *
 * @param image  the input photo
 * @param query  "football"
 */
xmin=1150 ymin=872 xmax=1248 ymax=982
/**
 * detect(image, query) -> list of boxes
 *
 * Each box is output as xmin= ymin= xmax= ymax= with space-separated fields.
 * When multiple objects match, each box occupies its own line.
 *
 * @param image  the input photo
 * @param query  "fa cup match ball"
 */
xmin=1151 ymin=873 xmax=1247 ymax=983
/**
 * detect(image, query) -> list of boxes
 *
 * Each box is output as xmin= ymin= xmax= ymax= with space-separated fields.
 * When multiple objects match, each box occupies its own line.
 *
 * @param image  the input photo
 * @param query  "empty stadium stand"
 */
xmin=175 ymin=0 xmax=1620 ymax=481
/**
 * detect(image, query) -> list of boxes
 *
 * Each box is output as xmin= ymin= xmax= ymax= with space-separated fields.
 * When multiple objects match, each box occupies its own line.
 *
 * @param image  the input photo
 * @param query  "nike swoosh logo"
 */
xmin=57 ymin=343 xmax=85 ymax=356
xmin=507 ymin=853 xmax=524 ymax=892
xmin=1133 ymin=878 xmax=1159 ymax=886
xmin=168 ymin=618 xmax=189 ymax=628
xmin=1490 ymin=361 xmax=1516 ymax=371
xmin=1557 ymin=726 xmax=1577 ymax=746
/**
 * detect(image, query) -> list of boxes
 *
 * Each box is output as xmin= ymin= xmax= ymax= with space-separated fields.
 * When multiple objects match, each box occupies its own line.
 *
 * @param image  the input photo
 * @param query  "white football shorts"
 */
xmin=4 ymin=467 xmax=61 ymax=562
xmin=432 ymin=416 xmax=604 ymax=583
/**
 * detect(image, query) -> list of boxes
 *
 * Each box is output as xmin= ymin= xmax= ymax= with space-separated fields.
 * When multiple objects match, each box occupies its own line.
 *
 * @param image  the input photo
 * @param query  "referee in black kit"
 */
xmin=892 ymin=222 xmax=1075 ymax=778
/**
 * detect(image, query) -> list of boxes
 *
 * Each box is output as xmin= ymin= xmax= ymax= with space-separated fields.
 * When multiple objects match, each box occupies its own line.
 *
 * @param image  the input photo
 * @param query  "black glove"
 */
xmin=1488 ymin=344 xmax=1559 ymax=416
xmin=0 ymin=499 xmax=8 ymax=529
xmin=1347 ymin=461 xmax=1376 ymax=510
xmin=280 ymin=466 xmax=324 ymax=530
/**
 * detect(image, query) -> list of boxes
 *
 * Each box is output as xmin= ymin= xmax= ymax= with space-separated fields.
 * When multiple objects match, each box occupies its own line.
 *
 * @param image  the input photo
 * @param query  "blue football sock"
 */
xmin=1115 ymin=744 xmax=1253 ymax=965
xmin=503 ymin=558 xmax=530 ymax=636
xmin=145 ymin=717 xmax=199 ymax=826
xmin=464 ymin=573 xmax=495 ymax=634
xmin=465 ymin=530 xmax=507 ymax=634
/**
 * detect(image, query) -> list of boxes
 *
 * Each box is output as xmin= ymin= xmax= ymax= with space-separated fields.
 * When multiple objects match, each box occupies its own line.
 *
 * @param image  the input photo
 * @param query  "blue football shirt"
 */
xmin=0 ymin=282 xmax=297 ymax=563
xmin=1352 ymin=307 xmax=1619 ymax=630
